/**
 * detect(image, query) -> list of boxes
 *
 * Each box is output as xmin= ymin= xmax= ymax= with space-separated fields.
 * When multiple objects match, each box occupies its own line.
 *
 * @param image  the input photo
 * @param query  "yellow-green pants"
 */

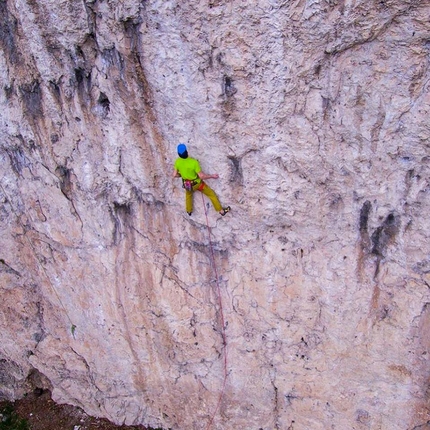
xmin=186 ymin=182 xmax=222 ymax=213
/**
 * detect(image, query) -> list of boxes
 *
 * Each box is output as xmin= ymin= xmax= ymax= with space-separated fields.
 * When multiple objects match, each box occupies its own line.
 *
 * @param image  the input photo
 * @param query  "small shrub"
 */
xmin=0 ymin=404 xmax=29 ymax=430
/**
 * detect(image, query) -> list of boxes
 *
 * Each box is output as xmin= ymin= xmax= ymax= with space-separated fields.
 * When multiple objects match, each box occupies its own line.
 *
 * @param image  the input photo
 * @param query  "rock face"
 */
xmin=1 ymin=0 xmax=429 ymax=429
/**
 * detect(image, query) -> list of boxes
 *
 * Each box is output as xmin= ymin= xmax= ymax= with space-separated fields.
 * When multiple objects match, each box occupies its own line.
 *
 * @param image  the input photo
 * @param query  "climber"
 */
xmin=173 ymin=143 xmax=231 ymax=217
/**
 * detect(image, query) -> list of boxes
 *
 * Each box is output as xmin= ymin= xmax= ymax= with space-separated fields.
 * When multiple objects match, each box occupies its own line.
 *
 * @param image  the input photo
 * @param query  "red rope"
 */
xmin=201 ymin=193 xmax=228 ymax=430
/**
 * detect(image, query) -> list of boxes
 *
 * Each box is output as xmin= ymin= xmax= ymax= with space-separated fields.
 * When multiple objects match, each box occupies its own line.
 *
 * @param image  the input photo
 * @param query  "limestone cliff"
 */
xmin=1 ymin=0 xmax=429 ymax=429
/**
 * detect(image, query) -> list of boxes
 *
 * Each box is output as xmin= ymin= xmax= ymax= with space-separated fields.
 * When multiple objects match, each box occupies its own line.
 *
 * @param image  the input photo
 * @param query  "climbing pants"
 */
xmin=185 ymin=181 xmax=222 ymax=213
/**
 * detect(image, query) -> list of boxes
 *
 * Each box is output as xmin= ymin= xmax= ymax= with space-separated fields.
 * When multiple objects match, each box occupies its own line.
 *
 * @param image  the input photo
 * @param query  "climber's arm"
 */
xmin=197 ymin=172 xmax=219 ymax=180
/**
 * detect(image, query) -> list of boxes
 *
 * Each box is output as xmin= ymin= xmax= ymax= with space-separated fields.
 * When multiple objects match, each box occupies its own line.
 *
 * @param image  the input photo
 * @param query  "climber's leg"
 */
xmin=185 ymin=190 xmax=193 ymax=214
xmin=200 ymin=184 xmax=222 ymax=212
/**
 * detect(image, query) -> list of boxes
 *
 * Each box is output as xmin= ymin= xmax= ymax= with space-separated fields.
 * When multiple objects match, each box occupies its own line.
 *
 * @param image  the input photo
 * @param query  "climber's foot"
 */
xmin=220 ymin=206 xmax=231 ymax=216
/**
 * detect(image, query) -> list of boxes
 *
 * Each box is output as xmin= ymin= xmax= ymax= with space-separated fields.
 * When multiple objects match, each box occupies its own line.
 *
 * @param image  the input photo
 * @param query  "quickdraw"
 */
xmin=183 ymin=179 xmax=194 ymax=191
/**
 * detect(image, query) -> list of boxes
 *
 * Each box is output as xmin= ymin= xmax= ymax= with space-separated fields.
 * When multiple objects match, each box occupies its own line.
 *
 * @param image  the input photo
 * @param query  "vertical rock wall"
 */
xmin=1 ymin=0 xmax=429 ymax=429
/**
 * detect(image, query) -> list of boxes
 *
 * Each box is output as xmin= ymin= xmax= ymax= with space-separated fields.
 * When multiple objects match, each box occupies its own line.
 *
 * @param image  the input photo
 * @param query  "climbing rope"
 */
xmin=201 ymin=193 xmax=228 ymax=430
xmin=0 ymin=181 xmax=77 ymax=337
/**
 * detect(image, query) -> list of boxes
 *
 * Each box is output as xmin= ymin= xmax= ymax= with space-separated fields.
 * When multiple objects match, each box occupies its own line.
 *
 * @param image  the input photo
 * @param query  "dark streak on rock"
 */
xmin=97 ymin=92 xmax=110 ymax=118
xmin=55 ymin=166 xmax=73 ymax=201
xmin=0 ymin=259 xmax=21 ymax=277
xmin=48 ymin=80 xmax=62 ymax=106
xmin=371 ymin=212 xmax=400 ymax=257
xmin=111 ymin=202 xmax=133 ymax=245
xmin=4 ymin=83 xmax=14 ymax=99
xmin=123 ymin=17 xmax=142 ymax=52
xmin=227 ymin=155 xmax=243 ymax=185
xmin=101 ymin=48 xmax=126 ymax=78
xmin=74 ymin=67 xmax=92 ymax=104
xmin=359 ymin=202 xmax=371 ymax=231
xmin=6 ymin=146 xmax=30 ymax=176
xmin=0 ymin=1 xmax=20 ymax=65
xmin=19 ymin=81 xmax=43 ymax=118
xmin=224 ymin=75 xmax=237 ymax=97
xmin=357 ymin=200 xmax=372 ymax=282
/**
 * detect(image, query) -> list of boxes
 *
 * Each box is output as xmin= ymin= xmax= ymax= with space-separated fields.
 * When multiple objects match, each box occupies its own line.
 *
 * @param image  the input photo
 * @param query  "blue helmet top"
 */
xmin=177 ymin=143 xmax=187 ymax=155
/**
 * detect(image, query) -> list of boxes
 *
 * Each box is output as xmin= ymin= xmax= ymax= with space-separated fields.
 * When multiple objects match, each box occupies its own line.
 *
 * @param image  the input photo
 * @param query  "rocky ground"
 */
xmin=0 ymin=391 xmax=152 ymax=430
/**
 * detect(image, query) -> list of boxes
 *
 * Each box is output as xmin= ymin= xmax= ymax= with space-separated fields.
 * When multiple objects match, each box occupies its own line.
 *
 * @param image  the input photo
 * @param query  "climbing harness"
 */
xmin=183 ymin=179 xmax=194 ymax=191
xmin=201 ymin=193 xmax=228 ymax=430
xmin=182 ymin=178 xmax=205 ymax=192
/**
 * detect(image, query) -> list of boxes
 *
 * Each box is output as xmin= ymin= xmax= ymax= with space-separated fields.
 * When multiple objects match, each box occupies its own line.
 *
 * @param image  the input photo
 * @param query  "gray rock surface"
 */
xmin=1 ymin=0 xmax=429 ymax=429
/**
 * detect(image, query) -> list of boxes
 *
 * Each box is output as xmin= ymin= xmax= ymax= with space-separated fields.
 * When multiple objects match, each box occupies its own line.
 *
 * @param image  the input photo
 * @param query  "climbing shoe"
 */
xmin=220 ymin=206 xmax=231 ymax=216
xmin=187 ymin=212 xmax=192 ymax=216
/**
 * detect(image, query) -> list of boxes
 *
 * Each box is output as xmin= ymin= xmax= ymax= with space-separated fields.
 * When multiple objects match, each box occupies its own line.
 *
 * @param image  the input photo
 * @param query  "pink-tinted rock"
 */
xmin=1 ymin=1 xmax=429 ymax=429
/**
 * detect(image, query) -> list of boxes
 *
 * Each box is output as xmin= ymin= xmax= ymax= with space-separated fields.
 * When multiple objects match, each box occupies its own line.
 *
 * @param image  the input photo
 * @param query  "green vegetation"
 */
xmin=0 ymin=404 xmax=29 ymax=430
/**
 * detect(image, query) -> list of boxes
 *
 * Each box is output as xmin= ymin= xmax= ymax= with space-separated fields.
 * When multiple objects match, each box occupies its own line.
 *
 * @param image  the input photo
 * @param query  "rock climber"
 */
xmin=173 ymin=143 xmax=231 ymax=216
